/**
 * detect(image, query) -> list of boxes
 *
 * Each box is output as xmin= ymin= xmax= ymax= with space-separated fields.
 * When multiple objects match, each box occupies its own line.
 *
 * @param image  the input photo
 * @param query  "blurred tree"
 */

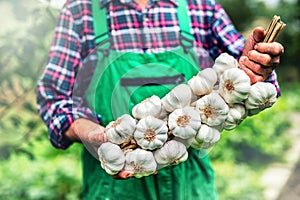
xmin=0 ymin=1 xmax=83 ymax=199
xmin=218 ymin=0 xmax=256 ymax=31
xmin=0 ymin=0 xmax=57 ymax=159
xmin=275 ymin=0 xmax=300 ymax=82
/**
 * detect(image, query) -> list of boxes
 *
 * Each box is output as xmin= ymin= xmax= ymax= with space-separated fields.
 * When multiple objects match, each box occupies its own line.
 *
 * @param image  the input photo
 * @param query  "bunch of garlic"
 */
xmin=97 ymin=52 xmax=278 ymax=178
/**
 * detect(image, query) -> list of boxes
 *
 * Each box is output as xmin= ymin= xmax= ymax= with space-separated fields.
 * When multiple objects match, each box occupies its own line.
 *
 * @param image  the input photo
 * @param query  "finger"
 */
xmin=242 ymin=27 xmax=265 ymax=56
xmin=112 ymin=171 xmax=134 ymax=180
xmin=239 ymin=55 xmax=273 ymax=76
xmin=239 ymin=56 xmax=266 ymax=83
xmin=252 ymin=27 xmax=265 ymax=42
xmin=255 ymin=42 xmax=284 ymax=56
xmin=248 ymin=50 xmax=280 ymax=67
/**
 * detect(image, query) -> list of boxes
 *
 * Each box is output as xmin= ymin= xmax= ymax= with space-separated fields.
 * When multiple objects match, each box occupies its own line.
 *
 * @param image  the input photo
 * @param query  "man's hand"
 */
xmin=65 ymin=118 xmax=135 ymax=180
xmin=112 ymin=171 xmax=135 ymax=180
xmin=239 ymin=27 xmax=284 ymax=83
xmin=65 ymin=118 xmax=108 ymax=157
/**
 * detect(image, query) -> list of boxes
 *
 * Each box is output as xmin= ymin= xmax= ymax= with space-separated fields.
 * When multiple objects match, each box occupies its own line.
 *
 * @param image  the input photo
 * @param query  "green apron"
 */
xmin=81 ymin=0 xmax=217 ymax=199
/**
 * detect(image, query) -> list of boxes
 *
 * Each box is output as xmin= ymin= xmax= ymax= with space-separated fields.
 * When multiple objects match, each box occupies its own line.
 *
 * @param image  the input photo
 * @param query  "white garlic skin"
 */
xmin=132 ymin=95 xmax=162 ymax=119
xmin=172 ymin=136 xmax=193 ymax=148
xmin=124 ymin=148 xmax=157 ymax=178
xmin=97 ymin=142 xmax=125 ymax=175
xmin=195 ymin=92 xmax=229 ymax=127
xmin=245 ymin=82 xmax=277 ymax=116
xmin=161 ymin=84 xmax=193 ymax=113
xmin=154 ymin=140 xmax=188 ymax=168
xmin=190 ymin=124 xmax=221 ymax=149
xmin=223 ymin=103 xmax=248 ymax=130
xmin=106 ymin=114 xmax=136 ymax=144
xmin=188 ymin=68 xmax=217 ymax=96
xmin=158 ymin=107 xmax=169 ymax=121
xmin=168 ymin=106 xmax=201 ymax=139
xmin=212 ymin=52 xmax=239 ymax=78
xmin=218 ymin=68 xmax=251 ymax=104
xmin=133 ymin=116 xmax=168 ymax=150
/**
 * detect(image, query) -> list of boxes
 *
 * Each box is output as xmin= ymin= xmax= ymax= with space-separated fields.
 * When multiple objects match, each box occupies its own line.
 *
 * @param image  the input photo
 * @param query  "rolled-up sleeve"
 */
xmin=36 ymin=4 xmax=99 ymax=149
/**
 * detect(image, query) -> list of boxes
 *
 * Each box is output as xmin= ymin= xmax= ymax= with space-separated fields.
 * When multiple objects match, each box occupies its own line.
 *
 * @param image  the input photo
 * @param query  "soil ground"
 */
xmin=277 ymin=160 xmax=300 ymax=200
xmin=261 ymin=112 xmax=300 ymax=200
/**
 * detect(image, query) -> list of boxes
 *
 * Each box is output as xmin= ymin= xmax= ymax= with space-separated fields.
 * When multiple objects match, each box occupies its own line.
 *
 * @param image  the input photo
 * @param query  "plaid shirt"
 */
xmin=37 ymin=0 xmax=280 ymax=149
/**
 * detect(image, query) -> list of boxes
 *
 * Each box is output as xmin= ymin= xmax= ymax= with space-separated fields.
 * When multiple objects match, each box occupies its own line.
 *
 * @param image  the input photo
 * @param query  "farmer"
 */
xmin=37 ymin=0 xmax=284 ymax=199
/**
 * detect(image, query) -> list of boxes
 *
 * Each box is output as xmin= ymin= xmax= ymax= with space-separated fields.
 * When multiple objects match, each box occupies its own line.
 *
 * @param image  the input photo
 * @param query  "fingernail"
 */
xmin=254 ymin=44 xmax=258 ymax=50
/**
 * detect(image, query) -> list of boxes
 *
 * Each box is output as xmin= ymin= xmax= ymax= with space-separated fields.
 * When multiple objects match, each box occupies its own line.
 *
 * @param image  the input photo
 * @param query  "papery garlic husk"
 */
xmin=161 ymin=84 xmax=193 ymax=113
xmin=187 ymin=68 xmax=217 ymax=96
xmin=245 ymin=82 xmax=277 ymax=116
xmin=223 ymin=103 xmax=248 ymax=130
xmin=158 ymin=107 xmax=169 ymax=121
xmin=195 ymin=92 xmax=229 ymax=126
xmin=132 ymin=95 xmax=162 ymax=119
xmin=168 ymin=106 xmax=201 ymax=139
xmin=190 ymin=124 xmax=221 ymax=149
xmin=154 ymin=140 xmax=188 ymax=168
xmin=106 ymin=114 xmax=136 ymax=144
xmin=124 ymin=148 xmax=157 ymax=178
xmin=97 ymin=142 xmax=125 ymax=175
xmin=134 ymin=116 xmax=168 ymax=150
xmin=212 ymin=53 xmax=239 ymax=78
xmin=210 ymin=123 xmax=224 ymax=132
xmin=218 ymin=68 xmax=251 ymax=104
xmin=172 ymin=136 xmax=193 ymax=148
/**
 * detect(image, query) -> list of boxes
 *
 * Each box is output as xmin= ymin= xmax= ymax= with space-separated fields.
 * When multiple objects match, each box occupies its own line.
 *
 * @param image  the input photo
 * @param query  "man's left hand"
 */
xmin=239 ymin=27 xmax=284 ymax=83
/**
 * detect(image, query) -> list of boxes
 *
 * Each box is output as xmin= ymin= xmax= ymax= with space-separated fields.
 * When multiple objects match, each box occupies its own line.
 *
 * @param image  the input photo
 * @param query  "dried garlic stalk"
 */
xmin=263 ymin=15 xmax=286 ymax=43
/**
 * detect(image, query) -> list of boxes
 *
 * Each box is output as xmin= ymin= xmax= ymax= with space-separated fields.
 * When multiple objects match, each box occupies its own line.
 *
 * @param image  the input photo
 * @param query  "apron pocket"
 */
xmin=120 ymin=74 xmax=185 ymax=86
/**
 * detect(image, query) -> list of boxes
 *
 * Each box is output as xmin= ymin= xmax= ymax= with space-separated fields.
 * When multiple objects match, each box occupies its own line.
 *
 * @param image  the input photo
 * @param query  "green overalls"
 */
xmin=82 ymin=0 xmax=217 ymax=199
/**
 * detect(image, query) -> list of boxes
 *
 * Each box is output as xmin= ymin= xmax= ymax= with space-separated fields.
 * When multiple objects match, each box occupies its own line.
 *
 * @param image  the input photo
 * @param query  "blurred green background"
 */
xmin=0 ymin=0 xmax=299 ymax=199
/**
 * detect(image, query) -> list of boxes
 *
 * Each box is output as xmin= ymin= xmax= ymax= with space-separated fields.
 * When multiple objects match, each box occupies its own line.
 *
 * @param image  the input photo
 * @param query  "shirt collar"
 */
xmin=99 ymin=0 xmax=178 ymax=9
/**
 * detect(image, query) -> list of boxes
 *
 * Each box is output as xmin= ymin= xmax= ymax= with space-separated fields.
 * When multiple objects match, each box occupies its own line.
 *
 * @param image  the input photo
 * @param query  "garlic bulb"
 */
xmin=245 ymin=82 xmax=277 ymax=116
xmin=133 ymin=116 xmax=168 ymax=150
xmin=161 ymin=84 xmax=193 ymax=113
xmin=190 ymin=124 xmax=221 ymax=149
xmin=154 ymin=140 xmax=188 ymax=168
xmin=158 ymin=107 xmax=169 ymax=121
xmin=195 ymin=92 xmax=229 ymax=126
xmin=212 ymin=53 xmax=239 ymax=78
xmin=168 ymin=106 xmax=201 ymax=139
xmin=132 ymin=95 xmax=162 ymax=119
xmin=223 ymin=103 xmax=248 ymax=130
xmin=210 ymin=123 xmax=224 ymax=132
xmin=218 ymin=68 xmax=251 ymax=104
xmin=188 ymin=68 xmax=217 ymax=96
xmin=172 ymin=136 xmax=193 ymax=148
xmin=97 ymin=142 xmax=125 ymax=175
xmin=106 ymin=114 xmax=136 ymax=144
xmin=124 ymin=148 xmax=157 ymax=178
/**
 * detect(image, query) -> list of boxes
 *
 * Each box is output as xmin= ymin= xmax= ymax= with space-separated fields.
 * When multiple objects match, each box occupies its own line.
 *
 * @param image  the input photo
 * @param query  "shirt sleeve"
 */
xmin=210 ymin=1 xmax=280 ymax=96
xmin=36 ymin=4 xmax=100 ymax=149
xmin=208 ymin=1 xmax=245 ymax=59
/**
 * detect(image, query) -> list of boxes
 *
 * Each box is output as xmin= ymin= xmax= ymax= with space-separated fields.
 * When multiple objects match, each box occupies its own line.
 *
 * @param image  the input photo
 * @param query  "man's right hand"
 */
xmin=65 ymin=118 xmax=135 ymax=180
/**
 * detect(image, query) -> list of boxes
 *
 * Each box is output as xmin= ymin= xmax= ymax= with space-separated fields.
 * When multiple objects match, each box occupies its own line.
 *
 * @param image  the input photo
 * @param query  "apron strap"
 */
xmin=177 ymin=0 xmax=194 ymax=50
xmin=92 ymin=0 xmax=110 ymax=47
xmin=92 ymin=0 xmax=194 ymax=49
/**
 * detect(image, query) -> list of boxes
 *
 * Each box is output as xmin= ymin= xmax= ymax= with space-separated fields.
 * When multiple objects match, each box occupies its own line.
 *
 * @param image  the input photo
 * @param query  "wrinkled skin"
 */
xmin=239 ymin=27 xmax=284 ymax=83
